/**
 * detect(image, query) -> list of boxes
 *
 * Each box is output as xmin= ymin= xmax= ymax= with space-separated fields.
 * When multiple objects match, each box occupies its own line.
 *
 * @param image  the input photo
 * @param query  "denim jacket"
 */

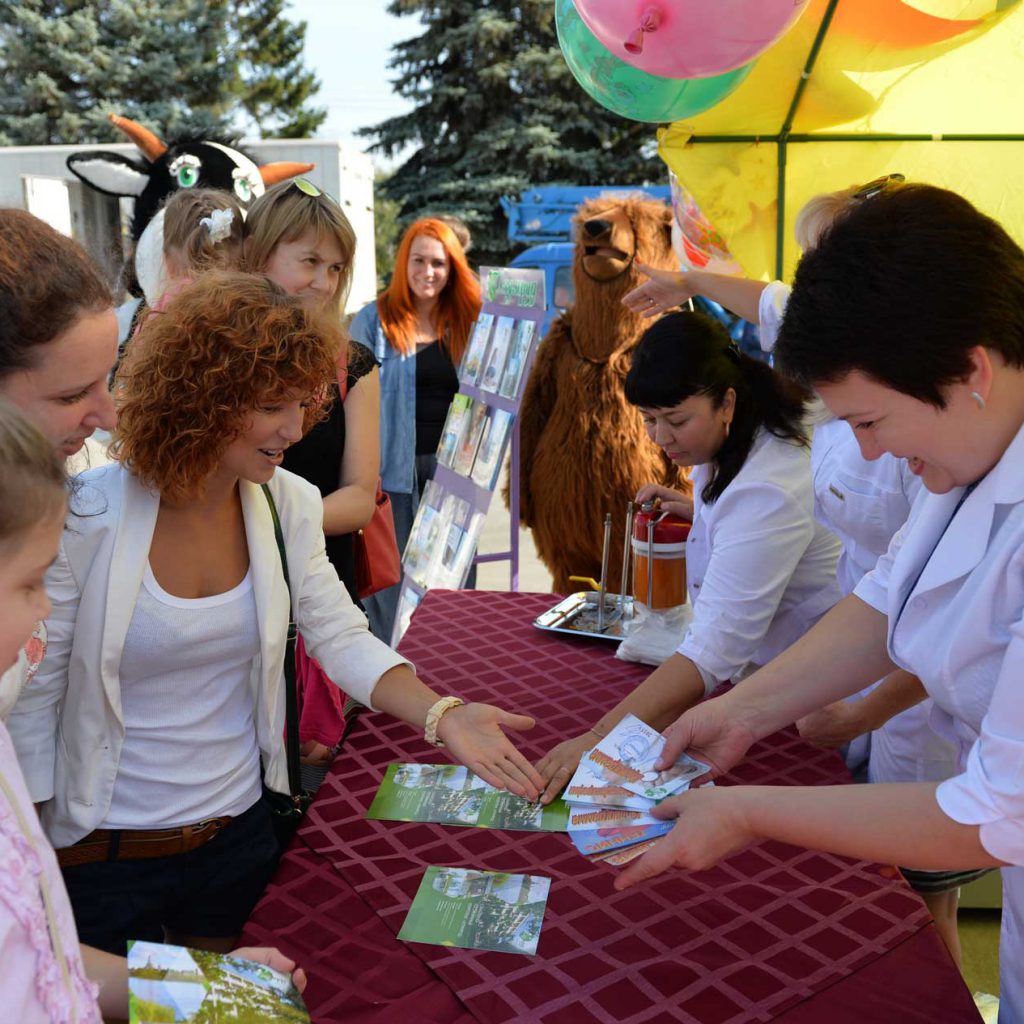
xmin=349 ymin=301 xmax=417 ymax=495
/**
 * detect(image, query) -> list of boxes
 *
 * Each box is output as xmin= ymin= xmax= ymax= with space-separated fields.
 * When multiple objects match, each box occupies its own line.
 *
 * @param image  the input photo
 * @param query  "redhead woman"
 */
xmin=8 ymin=272 xmax=542 ymax=957
xmin=349 ymin=218 xmax=481 ymax=640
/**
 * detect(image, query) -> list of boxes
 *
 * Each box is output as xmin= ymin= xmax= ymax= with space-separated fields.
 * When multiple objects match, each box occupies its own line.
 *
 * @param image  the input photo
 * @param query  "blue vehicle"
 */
xmin=503 ymin=184 xmax=763 ymax=358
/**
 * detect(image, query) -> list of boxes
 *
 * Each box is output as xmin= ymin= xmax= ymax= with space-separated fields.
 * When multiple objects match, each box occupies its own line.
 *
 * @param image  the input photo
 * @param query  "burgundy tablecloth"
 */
xmin=242 ymin=590 xmax=980 ymax=1024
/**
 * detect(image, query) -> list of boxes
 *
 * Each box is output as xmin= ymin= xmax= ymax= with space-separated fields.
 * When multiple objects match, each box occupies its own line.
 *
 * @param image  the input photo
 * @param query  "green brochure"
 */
xmin=128 ymin=940 xmax=308 ymax=1022
xmin=367 ymin=763 xmax=569 ymax=832
xmin=399 ymin=866 xmax=551 ymax=955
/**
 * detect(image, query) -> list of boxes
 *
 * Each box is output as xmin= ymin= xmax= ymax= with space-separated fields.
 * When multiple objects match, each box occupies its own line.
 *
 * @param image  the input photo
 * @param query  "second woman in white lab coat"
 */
xmin=536 ymin=310 xmax=841 ymax=799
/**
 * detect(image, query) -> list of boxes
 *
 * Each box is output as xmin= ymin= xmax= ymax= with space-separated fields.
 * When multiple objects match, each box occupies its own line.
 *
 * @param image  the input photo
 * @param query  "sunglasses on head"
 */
xmin=291 ymin=177 xmax=342 ymax=209
xmin=852 ymin=173 xmax=905 ymax=200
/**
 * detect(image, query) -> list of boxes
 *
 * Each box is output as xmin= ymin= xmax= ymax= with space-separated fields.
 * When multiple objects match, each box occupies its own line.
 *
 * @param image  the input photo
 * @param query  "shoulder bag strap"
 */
xmin=260 ymin=483 xmax=302 ymax=801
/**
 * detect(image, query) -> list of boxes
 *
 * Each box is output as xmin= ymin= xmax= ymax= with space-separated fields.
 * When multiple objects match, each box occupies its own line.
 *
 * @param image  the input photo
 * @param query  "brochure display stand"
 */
xmin=391 ymin=267 xmax=546 ymax=645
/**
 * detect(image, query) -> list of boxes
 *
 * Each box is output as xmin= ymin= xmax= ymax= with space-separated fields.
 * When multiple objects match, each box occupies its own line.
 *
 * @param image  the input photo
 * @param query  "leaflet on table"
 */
xmin=578 ymin=713 xmax=711 ymax=801
xmin=478 ymin=315 xmax=516 ymax=393
xmin=368 ymin=763 xmax=570 ymax=832
xmin=498 ymin=318 xmax=537 ymax=401
xmin=451 ymin=399 xmax=489 ymax=476
xmin=128 ymin=940 xmax=308 ymax=1023
xmin=459 ymin=312 xmax=495 ymax=386
xmin=436 ymin=393 xmax=472 ymax=469
xmin=399 ymin=867 xmax=551 ymax=956
xmin=470 ymin=408 xmax=514 ymax=489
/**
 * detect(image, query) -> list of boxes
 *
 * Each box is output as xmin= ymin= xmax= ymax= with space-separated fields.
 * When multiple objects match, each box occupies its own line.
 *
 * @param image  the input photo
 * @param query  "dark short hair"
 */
xmin=0 ymin=209 xmax=113 ymax=380
xmin=776 ymin=184 xmax=1024 ymax=406
xmin=626 ymin=310 xmax=808 ymax=502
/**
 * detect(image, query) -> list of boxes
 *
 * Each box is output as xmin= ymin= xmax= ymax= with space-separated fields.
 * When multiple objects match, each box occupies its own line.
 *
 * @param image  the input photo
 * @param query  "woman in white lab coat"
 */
xmin=614 ymin=183 xmax=1024 ymax=1022
xmin=536 ymin=309 xmax=841 ymax=799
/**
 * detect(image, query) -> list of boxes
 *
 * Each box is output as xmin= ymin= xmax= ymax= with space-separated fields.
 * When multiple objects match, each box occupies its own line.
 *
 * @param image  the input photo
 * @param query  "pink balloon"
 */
xmin=571 ymin=0 xmax=810 ymax=78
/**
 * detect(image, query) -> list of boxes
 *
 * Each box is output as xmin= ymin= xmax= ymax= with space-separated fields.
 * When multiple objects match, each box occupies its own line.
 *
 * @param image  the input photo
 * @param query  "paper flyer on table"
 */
xmin=128 ymin=940 xmax=308 ymax=1023
xmin=582 ymin=713 xmax=711 ymax=801
xmin=368 ymin=763 xmax=569 ymax=832
xmin=399 ymin=867 xmax=551 ymax=956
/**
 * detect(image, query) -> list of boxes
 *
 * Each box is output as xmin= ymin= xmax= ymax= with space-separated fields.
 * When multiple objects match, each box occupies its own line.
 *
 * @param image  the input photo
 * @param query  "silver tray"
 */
xmin=533 ymin=591 xmax=634 ymax=642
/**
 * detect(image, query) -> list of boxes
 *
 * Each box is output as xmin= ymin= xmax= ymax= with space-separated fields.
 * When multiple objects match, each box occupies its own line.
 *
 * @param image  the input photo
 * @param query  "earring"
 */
xmin=970 ymin=390 xmax=986 ymax=410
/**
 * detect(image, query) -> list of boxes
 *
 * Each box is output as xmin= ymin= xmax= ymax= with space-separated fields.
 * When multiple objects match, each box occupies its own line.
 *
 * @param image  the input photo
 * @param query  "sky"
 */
xmin=285 ymin=0 xmax=419 ymax=165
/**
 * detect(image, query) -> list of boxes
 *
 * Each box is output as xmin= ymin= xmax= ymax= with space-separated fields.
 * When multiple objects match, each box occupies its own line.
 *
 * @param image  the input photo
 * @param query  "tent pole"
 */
xmin=775 ymin=0 xmax=842 ymax=278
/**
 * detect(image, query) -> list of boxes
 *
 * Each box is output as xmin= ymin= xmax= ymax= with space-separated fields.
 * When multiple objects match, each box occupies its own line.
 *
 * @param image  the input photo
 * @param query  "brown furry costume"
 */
xmin=514 ymin=196 xmax=690 ymax=594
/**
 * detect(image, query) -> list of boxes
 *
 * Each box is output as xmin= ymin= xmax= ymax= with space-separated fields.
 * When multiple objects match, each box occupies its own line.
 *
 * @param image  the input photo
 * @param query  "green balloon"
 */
xmin=556 ymin=0 xmax=753 ymax=123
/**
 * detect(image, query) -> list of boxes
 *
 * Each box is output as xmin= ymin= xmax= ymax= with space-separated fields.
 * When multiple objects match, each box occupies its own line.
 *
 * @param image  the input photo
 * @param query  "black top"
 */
xmin=281 ymin=341 xmax=378 ymax=602
xmin=415 ymin=340 xmax=460 ymax=455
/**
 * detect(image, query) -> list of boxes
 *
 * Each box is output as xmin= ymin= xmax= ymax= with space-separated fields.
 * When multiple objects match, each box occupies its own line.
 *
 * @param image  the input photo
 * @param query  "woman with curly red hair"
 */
xmin=350 ymin=218 xmax=481 ymax=640
xmin=8 ymin=272 xmax=542 ymax=957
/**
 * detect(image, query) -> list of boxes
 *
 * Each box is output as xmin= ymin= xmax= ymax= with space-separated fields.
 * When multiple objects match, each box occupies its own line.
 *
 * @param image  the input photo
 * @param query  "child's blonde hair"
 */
xmin=161 ymin=188 xmax=245 ymax=276
xmin=793 ymin=185 xmax=863 ymax=253
xmin=244 ymin=180 xmax=357 ymax=312
xmin=0 ymin=399 xmax=66 ymax=549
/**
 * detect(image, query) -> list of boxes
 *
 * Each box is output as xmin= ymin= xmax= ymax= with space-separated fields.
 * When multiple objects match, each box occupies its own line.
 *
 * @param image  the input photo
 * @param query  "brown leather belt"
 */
xmin=56 ymin=815 xmax=233 ymax=868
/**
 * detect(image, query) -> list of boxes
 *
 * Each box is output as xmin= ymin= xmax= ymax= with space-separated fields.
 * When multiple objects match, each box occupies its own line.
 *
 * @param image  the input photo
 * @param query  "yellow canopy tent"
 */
xmin=658 ymin=0 xmax=1024 ymax=281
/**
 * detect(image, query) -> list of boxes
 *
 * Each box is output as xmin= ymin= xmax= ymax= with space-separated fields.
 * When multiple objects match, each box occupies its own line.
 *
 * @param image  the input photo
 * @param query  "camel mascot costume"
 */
xmin=515 ymin=195 xmax=690 ymax=593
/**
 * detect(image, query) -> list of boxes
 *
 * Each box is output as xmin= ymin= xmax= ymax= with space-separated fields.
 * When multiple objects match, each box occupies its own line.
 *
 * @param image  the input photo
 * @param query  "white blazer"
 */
xmin=8 ymin=463 xmax=410 ymax=848
xmin=679 ymin=429 xmax=842 ymax=690
xmin=856 ymin=420 xmax=1024 ymax=1022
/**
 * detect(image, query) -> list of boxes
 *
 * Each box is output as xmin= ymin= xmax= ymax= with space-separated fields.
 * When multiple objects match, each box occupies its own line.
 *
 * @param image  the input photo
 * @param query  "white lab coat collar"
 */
xmin=901 ymin=418 xmax=1024 ymax=598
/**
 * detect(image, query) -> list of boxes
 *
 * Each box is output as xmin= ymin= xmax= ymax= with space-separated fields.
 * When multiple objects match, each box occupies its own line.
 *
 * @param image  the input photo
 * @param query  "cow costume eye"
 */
xmin=169 ymin=154 xmax=202 ymax=189
xmin=232 ymin=167 xmax=258 ymax=203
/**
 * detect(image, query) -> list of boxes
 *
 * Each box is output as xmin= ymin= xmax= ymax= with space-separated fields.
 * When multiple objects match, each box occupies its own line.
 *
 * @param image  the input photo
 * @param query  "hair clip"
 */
xmin=852 ymin=173 xmax=905 ymax=201
xmin=200 ymin=207 xmax=235 ymax=244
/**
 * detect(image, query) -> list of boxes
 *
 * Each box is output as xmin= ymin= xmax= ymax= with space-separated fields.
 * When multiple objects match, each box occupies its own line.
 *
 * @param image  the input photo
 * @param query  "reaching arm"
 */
xmin=321 ymin=367 xmax=380 ymax=536
xmin=797 ymin=669 xmax=927 ymax=749
xmin=623 ymin=264 xmax=768 ymax=323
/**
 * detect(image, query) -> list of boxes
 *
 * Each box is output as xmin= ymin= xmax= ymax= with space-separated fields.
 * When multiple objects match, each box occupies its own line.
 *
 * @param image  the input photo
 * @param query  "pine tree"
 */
xmin=360 ymin=0 xmax=662 ymax=264
xmin=230 ymin=0 xmax=326 ymax=138
xmin=0 ymin=0 xmax=325 ymax=146
xmin=0 ymin=0 xmax=238 ymax=145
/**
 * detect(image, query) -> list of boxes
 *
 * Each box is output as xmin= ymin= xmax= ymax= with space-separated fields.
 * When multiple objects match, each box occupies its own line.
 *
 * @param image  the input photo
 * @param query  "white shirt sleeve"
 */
xmin=677 ymin=479 xmax=815 ymax=691
xmin=7 ymin=542 xmax=77 ymax=803
xmin=291 ymin=493 xmax=411 ymax=711
xmin=936 ymin=608 xmax=1024 ymax=866
xmin=757 ymin=281 xmax=792 ymax=354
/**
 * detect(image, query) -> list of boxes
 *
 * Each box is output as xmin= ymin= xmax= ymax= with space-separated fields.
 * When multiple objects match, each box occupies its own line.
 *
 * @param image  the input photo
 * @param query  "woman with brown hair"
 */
xmin=8 ymin=271 xmax=542 ymax=957
xmin=349 ymin=218 xmax=481 ymax=640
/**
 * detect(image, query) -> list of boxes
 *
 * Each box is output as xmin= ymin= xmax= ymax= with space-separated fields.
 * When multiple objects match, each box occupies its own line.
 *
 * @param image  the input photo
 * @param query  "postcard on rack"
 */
xmin=498 ymin=318 xmax=537 ymax=400
xmin=478 ymin=315 xmax=516 ymax=393
xmin=436 ymin=394 xmax=472 ymax=468
xmin=583 ymin=713 xmax=711 ymax=801
xmin=368 ymin=763 xmax=569 ymax=832
xmin=451 ymin=399 xmax=489 ymax=476
xmin=460 ymin=312 xmax=495 ymax=386
xmin=470 ymin=408 xmax=514 ymax=489
xmin=404 ymin=503 xmax=444 ymax=586
xmin=128 ymin=940 xmax=309 ymax=1023
xmin=399 ymin=867 xmax=551 ymax=956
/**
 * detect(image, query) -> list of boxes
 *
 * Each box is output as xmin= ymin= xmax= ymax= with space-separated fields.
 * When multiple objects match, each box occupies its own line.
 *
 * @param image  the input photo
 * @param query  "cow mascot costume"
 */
xmin=515 ymin=195 xmax=690 ymax=593
xmin=67 ymin=113 xmax=312 ymax=330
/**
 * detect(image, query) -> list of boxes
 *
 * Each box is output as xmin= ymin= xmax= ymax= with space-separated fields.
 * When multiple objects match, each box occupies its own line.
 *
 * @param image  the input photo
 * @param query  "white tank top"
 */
xmin=103 ymin=563 xmax=263 ymax=829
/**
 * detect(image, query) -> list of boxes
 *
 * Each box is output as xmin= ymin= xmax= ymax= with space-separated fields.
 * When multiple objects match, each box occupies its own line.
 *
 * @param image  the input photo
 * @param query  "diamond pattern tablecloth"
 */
xmin=242 ymin=590 xmax=980 ymax=1024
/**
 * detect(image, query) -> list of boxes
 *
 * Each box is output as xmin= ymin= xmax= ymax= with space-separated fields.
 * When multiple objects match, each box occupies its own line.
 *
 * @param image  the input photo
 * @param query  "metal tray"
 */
xmin=533 ymin=591 xmax=634 ymax=642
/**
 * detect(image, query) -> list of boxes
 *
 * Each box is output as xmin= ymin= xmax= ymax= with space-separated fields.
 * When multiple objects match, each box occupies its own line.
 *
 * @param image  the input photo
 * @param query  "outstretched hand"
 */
xmin=613 ymin=786 xmax=755 ymax=891
xmin=437 ymin=702 xmax=544 ymax=801
xmin=622 ymin=262 xmax=698 ymax=318
xmin=657 ymin=698 xmax=757 ymax=779
xmin=534 ymin=732 xmax=594 ymax=805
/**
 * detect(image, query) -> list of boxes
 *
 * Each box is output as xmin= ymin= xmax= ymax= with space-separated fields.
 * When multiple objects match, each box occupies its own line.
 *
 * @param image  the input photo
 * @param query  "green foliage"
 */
xmin=0 ymin=0 xmax=323 ymax=145
xmin=360 ymin=0 xmax=662 ymax=265
xmin=373 ymin=169 xmax=402 ymax=289
xmin=231 ymin=0 xmax=326 ymax=137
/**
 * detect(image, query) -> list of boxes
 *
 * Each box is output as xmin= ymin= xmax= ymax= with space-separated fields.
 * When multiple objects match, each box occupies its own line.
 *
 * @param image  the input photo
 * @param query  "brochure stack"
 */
xmin=392 ymin=267 xmax=546 ymax=645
